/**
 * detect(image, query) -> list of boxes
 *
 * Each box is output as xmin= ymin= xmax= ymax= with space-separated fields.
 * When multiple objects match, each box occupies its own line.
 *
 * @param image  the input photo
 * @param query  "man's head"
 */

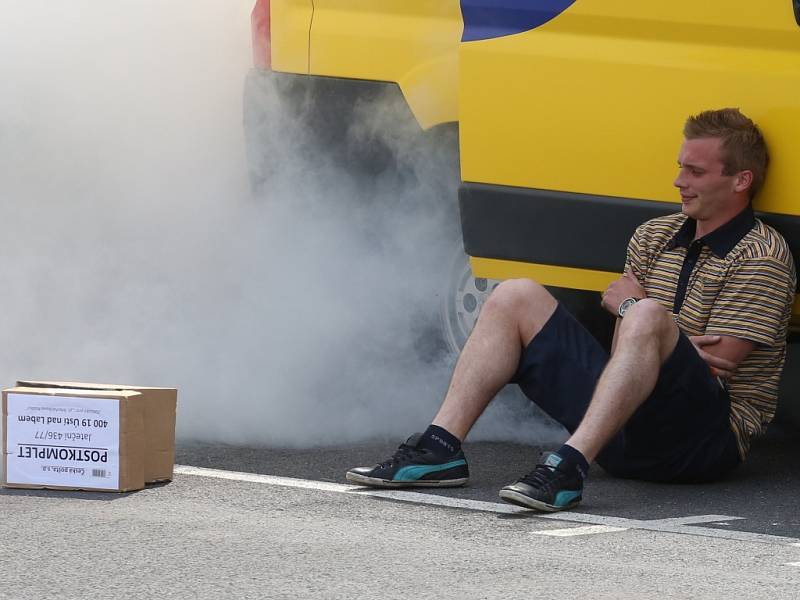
xmin=675 ymin=108 xmax=768 ymax=224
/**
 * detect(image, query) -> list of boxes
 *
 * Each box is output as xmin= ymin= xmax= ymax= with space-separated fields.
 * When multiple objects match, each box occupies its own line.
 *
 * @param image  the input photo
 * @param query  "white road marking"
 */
xmin=174 ymin=465 xmax=800 ymax=546
xmin=534 ymin=525 xmax=628 ymax=537
xmin=174 ymin=465 xmax=354 ymax=494
xmin=785 ymin=562 xmax=800 ymax=567
xmin=646 ymin=515 xmax=744 ymax=526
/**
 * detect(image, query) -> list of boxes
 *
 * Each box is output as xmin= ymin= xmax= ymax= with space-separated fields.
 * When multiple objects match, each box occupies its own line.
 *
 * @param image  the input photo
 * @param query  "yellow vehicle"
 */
xmin=245 ymin=0 xmax=800 ymax=422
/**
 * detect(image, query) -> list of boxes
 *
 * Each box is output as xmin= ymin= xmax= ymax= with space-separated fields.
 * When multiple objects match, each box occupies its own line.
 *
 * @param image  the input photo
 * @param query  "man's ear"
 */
xmin=734 ymin=170 xmax=754 ymax=193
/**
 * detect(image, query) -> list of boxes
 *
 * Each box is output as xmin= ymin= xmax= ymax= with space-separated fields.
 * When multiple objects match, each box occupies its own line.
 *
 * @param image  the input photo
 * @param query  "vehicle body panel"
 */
xmin=262 ymin=0 xmax=800 ymax=306
xmin=459 ymin=1 xmax=800 ymax=216
xmin=308 ymin=0 xmax=462 ymax=128
xmin=270 ymin=0 xmax=313 ymax=73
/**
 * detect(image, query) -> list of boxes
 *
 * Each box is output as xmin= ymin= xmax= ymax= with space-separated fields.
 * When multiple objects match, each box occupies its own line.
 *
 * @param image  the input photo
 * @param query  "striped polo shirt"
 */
xmin=625 ymin=207 xmax=796 ymax=458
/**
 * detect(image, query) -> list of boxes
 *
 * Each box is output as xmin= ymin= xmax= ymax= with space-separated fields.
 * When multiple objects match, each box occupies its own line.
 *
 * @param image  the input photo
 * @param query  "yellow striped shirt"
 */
xmin=625 ymin=210 xmax=796 ymax=458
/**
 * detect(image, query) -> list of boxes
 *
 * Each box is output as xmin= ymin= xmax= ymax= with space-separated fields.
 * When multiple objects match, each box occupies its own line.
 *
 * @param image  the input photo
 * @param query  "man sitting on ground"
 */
xmin=347 ymin=108 xmax=796 ymax=512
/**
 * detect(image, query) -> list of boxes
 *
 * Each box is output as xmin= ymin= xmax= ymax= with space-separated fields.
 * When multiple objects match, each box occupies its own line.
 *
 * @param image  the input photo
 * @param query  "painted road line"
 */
xmin=175 ymin=465 xmax=524 ymax=514
xmin=357 ymin=488 xmax=523 ymax=514
xmin=536 ymin=512 xmax=796 ymax=546
xmin=174 ymin=465 xmax=360 ymax=493
xmin=174 ymin=465 xmax=800 ymax=546
xmin=534 ymin=525 xmax=628 ymax=537
xmin=785 ymin=562 xmax=800 ymax=567
xmin=647 ymin=515 xmax=744 ymax=526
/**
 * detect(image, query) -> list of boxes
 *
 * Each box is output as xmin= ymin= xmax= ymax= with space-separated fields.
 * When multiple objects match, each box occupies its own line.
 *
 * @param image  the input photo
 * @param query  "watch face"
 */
xmin=619 ymin=298 xmax=637 ymax=317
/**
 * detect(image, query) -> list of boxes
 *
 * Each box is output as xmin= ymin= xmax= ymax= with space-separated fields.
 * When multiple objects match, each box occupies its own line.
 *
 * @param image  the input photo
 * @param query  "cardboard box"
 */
xmin=2 ymin=386 xmax=145 ymax=492
xmin=16 ymin=380 xmax=177 ymax=483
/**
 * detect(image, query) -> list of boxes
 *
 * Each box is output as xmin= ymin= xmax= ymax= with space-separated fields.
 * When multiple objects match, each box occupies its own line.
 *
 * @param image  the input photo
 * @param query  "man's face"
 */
xmin=674 ymin=137 xmax=741 ymax=221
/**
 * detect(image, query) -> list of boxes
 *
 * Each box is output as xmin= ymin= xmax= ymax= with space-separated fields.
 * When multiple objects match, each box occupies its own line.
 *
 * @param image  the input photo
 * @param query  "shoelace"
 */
xmin=377 ymin=443 xmax=419 ymax=469
xmin=518 ymin=463 xmax=563 ymax=490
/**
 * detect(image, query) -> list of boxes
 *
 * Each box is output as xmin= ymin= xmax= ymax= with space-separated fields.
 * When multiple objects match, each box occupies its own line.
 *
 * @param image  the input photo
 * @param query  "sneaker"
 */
xmin=498 ymin=453 xmax=583 ymax=512
xmin=346 ymin=433 xmax=469 ymax=488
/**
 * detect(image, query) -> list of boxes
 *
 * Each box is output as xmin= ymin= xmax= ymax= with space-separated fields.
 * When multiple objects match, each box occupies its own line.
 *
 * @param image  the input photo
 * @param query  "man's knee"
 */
xmin=617 ymin=299 xmax=679 ymax=355
xmin=480 ymin=279 xmax=557 ymax=342
xmin=482 ymin=279 xmax=549 ymax=316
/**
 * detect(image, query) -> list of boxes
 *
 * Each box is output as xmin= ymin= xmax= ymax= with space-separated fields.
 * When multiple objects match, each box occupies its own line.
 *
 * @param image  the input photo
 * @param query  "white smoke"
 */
xmin=0 ymin=0 xmax=564 ymax=447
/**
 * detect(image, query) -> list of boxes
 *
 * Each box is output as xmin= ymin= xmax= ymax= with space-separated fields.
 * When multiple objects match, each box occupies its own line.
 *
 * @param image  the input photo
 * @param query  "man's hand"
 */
xmin=688 ymin=335 xmax=739 ymax=379
xmin=601 ymin=273 xmax=646 ymax=316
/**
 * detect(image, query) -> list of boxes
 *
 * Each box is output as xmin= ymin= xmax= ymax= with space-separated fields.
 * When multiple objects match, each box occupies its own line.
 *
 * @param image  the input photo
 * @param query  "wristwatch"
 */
xmin=618 ymin=297 xmax=639 ymax=318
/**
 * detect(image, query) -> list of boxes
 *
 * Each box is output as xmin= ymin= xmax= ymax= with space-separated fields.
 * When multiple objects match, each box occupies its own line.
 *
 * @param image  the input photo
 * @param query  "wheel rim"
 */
xmin=441 ymin=251 xmax=500 ymax=355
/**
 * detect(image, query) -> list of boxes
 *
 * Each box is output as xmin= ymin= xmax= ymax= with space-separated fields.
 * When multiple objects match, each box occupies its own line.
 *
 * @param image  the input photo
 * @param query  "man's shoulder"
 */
xmin=738 ymin=219 xmax=795 ymax=268
xmin=632 ymin=212 xmax=686 ymax=245
xmin=640 ymin=212 xmax=687 ymax=230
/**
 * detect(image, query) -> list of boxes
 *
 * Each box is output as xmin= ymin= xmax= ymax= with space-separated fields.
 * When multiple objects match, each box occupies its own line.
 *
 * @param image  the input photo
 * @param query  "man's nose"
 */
xmin=674 ymin=171 xmax=686 ymax=189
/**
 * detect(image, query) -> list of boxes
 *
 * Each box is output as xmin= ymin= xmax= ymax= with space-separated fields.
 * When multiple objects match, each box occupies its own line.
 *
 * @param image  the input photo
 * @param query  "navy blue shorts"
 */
xmin=510 ymin=303 xmax=741 ymax=483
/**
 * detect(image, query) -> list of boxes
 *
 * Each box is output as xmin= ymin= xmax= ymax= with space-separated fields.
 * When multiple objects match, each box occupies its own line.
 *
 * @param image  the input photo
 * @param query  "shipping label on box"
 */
xmin=5 ymin=393 xmax=122 ymax=490
xmin=16 ymin=380 xmax=176 ymax=483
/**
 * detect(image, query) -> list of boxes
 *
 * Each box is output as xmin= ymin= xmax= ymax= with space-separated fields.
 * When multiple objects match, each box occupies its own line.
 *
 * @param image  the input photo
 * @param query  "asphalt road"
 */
xmin=177 ymin=421 xmax=800 ymax=540
xmin=3 ymin=423 xmax=799 ymax=599
xmin=2 ymin=463 xmax=800 ymax=600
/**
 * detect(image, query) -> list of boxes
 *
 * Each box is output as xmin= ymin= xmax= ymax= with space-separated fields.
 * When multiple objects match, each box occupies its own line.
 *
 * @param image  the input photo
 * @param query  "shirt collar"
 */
xmin=666 ymin=207 xmax=756 ymax=258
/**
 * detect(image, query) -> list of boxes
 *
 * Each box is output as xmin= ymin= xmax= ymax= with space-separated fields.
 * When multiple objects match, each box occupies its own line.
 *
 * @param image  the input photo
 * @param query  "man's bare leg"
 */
xmin=498 ymin=299 xmax=680 ymax=511
xmin=431 ymin=278 xmax=557 ymax=440
xmin=346 ymin=278 xmax=557 ymax=487
xmin=566 ymin=299 xmax=680 ymax=463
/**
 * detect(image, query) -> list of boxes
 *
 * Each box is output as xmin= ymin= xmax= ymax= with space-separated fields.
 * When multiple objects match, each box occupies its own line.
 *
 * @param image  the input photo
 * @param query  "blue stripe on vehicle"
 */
xmin=461 ymin=0 xmax=577 ymax=42
xmin=393 ymin=460 xmax=467 ymax=481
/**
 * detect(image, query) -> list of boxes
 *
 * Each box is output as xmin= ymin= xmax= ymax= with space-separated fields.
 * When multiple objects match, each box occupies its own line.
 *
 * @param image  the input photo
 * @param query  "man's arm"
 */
xmin=701 ymin=254 xmax=795 ymax=378
xmin=603 ymin=272 xmax=645 ymax=355
xmin=606 ymin=224 xmax=649 ymax=354
xmin=601 ymin=272 xmax=646 ymax=317
xmin=689 ymin=335 xmax=754 ymax=379
xmin=602 ymin=273 xmax=754 ymax=376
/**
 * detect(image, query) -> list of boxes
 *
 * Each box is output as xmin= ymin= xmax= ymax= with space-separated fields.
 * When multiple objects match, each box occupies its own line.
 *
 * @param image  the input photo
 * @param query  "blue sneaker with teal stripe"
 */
xmin=498 ymin=453 xmax=583 ymax=512
xmin=346 ymin=433 xmax=469 ymax=488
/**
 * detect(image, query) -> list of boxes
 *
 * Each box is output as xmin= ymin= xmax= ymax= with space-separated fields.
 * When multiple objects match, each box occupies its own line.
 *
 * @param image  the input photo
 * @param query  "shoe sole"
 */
xmin=498 ymin=488 xmax=579 ymax=512
xmin=345 ymin=471 xmax=468 ymax=488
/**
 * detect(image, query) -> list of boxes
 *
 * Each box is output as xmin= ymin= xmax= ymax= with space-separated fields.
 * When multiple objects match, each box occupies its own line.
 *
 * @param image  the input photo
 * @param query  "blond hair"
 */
xmin=684 ymin=108 xmax=769 ymax=200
